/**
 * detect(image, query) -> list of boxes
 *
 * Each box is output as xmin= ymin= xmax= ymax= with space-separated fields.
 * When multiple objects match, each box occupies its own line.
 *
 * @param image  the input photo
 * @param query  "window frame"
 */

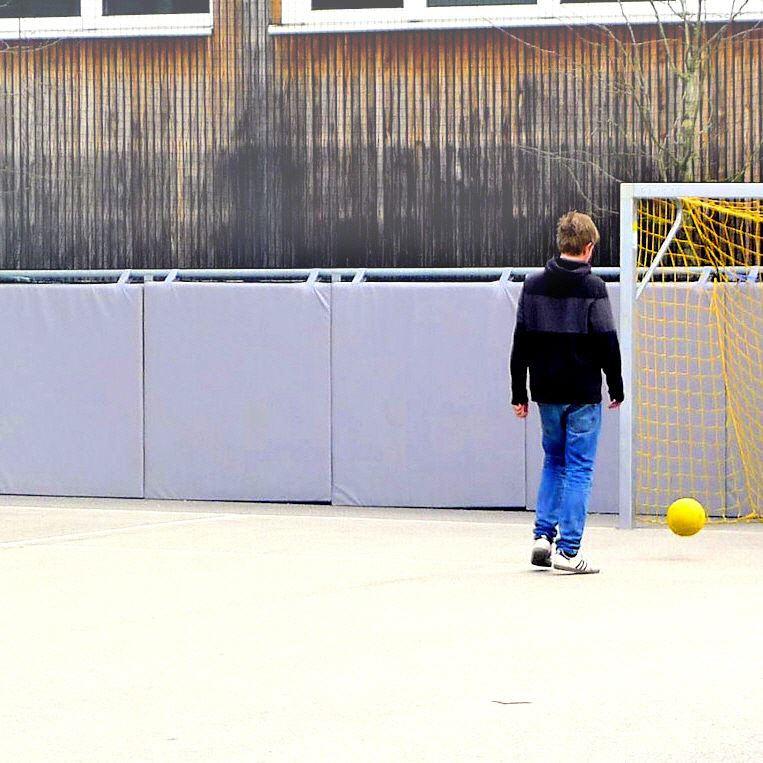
xmin=272 ymin=0 xmax=763 ymax=35
xmin=0 ymin=0 xmax=213 ymax=40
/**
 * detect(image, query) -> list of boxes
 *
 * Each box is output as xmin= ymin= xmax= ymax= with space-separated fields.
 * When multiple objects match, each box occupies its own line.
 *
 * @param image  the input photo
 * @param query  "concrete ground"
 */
xmin=0 ymin=497 xmax=760 ymax=763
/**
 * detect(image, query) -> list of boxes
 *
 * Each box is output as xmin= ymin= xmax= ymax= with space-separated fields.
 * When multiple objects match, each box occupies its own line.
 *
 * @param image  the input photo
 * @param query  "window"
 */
xmin=273 ymin=0 xmax=763 ymax=35
xmin=0 ymin=0 xmax=212 ymax=38
xmin=427 ymin=0 xmax=534 ymax=8
xmin=427 ymin=0 xmax=535 ymax=7
xmin=103 ymin=0 xmax=209 ymax=14
xmin=0 ymin=1 xmax=79 ymax=17
xmin=312 ymin=0 xmax=402 ymax=10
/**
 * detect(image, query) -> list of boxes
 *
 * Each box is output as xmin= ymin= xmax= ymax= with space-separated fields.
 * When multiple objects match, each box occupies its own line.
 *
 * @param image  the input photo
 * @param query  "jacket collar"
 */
xmin=545 ymin=255 xmax=592 ymax=277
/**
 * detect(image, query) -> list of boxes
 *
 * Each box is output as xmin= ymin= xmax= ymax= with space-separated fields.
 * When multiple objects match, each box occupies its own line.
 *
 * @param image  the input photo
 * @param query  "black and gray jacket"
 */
xmin=510 ymin=256 xmax=624 ymax=406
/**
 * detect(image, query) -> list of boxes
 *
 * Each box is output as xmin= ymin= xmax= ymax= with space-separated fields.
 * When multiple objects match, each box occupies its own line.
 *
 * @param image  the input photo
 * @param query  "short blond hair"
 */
xmin=556 ymin=211 xmax=600 ymax=255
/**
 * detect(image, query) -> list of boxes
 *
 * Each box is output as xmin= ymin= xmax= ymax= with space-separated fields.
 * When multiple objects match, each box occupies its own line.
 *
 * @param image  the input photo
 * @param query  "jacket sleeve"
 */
xmin=589 ymin=291 xmax=624 ymax=403
xmin=510 ymin=286 xmax=530 ymax=405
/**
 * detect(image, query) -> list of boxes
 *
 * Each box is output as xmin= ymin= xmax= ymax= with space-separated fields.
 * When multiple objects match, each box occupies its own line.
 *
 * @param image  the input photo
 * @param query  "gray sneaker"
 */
xmin=552 ymin=551 xmax=600 ymax=574
xmin=531 ymin=537 xmax=553 ymax=568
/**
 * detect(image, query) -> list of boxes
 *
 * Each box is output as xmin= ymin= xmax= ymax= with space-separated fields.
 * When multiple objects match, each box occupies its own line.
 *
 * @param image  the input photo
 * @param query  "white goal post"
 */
xmin=618 ymin=182 xmax=763 ymax=529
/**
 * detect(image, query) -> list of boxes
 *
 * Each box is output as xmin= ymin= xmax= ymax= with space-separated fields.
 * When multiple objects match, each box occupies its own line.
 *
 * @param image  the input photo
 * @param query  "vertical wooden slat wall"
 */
xmin=0 ymin=2 xmax=761 ymax=269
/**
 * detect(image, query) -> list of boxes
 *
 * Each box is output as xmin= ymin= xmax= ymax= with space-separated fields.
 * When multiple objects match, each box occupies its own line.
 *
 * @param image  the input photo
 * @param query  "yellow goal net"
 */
xmin=634 ymin=196 xmax=762 ymax=522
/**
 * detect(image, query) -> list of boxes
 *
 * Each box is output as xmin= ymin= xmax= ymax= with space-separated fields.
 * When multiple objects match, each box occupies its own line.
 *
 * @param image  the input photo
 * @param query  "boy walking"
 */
xmin=510 ymin=212 xmax=624 ymax=574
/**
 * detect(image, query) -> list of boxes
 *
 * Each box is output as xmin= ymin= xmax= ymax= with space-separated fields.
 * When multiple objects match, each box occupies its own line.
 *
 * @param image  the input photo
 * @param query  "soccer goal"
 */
xmin=619 ymin=183 xmax=763 ymax=528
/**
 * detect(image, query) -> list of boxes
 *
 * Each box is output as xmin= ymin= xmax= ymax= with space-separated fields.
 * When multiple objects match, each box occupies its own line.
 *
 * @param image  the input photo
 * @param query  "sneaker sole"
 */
xmin=552 ymin=562 xmax=600 ymax=575
xmin=531 ymin=548 xmax=552 ymax=568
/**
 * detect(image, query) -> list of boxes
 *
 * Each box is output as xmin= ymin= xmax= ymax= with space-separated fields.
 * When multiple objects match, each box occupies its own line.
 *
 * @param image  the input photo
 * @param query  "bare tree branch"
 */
xmin=494 ymin=0 xmax=762 ymax=189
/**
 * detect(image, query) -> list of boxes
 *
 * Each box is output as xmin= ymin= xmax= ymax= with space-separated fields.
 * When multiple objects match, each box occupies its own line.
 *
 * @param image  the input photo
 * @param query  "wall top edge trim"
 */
xmin=0 ymin=267 xmax=758 ymax=285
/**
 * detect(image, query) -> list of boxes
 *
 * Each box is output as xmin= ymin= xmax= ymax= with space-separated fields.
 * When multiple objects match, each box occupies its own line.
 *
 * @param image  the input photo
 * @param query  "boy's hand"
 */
xmin=608 ymin=400 xmax=621 ymax=410
xmin=513 ymin=403 xmax=529 ymax=419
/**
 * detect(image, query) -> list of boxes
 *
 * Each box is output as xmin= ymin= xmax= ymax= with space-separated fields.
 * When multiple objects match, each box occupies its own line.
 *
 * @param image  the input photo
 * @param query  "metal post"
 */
xmin=635 ymin=200 xmax=682 ymax=301
xmin=619 ymin=184 xmax=637 ymax=529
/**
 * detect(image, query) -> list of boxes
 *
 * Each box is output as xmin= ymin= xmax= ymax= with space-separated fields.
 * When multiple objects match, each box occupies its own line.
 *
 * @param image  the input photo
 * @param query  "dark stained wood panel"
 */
xmin=0 ymin=2 xmax=761 ymax=269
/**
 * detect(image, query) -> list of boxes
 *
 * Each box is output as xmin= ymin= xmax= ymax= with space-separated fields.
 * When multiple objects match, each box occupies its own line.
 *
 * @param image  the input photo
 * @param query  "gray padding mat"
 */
xmin=144 ymin=282 xmax=331 ymax=502
xmin=331 ymin=282 xmax=526 ymax=508
xmin=0 ymin=284 xmax=144 ymax=497
xmin=525 ymin=283 xmax=621 ymax=514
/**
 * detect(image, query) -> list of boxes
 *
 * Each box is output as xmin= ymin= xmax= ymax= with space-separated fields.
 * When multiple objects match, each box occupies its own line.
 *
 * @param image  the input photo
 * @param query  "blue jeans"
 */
xmin=534 ymin=403 xmax=602 ymax=556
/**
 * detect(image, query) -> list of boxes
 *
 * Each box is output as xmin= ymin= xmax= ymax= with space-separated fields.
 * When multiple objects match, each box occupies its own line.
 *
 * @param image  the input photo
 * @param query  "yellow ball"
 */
xmin=667 ymin=498 xmax=707 ymax=536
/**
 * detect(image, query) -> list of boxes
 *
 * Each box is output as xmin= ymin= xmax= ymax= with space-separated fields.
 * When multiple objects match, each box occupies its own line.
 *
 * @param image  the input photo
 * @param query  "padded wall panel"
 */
xmin=722 ymin=282 xmax=763 ymax=517
xmin=0 ymin=285 xmax=144 ymax=497
xmin=144 ymin=282 xmax=331 ymax=501
xmin=634 ymin=283 xmax=725 ymax=517
xmin=525 ymin=284 xmax=621 ymax=514
xmin=331 ymin=282 xmax=525 ymax=508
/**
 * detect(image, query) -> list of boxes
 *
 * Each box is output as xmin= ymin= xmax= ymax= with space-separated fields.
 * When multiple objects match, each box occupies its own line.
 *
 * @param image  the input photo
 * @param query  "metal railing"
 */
xmin=0 ymin=267 xmax=621 ymax=284
xmin=0 ymin=266 xmax=757 ymax=285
